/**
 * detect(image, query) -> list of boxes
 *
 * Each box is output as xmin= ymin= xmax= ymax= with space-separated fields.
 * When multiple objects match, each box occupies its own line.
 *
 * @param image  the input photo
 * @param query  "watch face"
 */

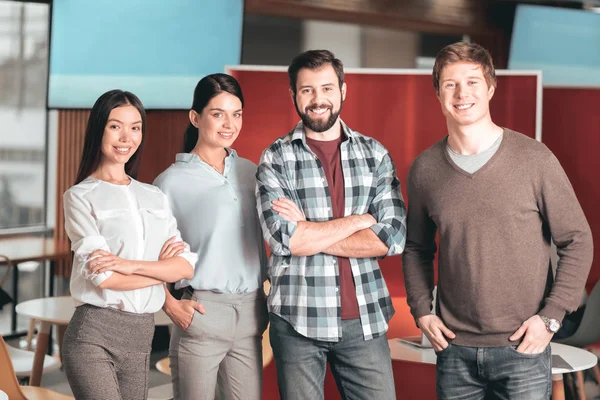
xmin=549 ymin=320 xmax=561 ymax=332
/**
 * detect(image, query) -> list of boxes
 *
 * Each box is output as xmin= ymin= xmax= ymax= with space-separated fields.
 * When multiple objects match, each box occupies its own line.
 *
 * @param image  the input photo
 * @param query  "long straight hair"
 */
xmin=183 ymin=73 xmax=244 ymax=153
xmin=74 ymin=90 xmax=147 ymax=185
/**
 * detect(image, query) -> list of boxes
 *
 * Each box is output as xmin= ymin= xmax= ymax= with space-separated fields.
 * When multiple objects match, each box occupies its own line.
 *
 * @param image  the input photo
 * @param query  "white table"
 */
xmin=389 ymin=339 xmax=598 ymax=400
xmin=15 ymin=296 xmax=172 ymax=386
xmin=0 ymin=236 xmax=71 ymax=334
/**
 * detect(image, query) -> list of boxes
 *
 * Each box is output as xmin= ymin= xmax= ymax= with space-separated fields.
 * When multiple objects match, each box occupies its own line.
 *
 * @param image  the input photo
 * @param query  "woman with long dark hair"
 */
xmin=62 ymin=90 xmax=197 ymax=399
xmin=153 ymin=74 xmax=268 ymax=400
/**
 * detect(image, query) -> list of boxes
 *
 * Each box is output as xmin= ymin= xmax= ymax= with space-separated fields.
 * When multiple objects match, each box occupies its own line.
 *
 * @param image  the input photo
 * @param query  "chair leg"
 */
xmin=26 ymin=319 xmax=37 ymax=351
xmin=591 ymin=363 xmax=600 ymax=385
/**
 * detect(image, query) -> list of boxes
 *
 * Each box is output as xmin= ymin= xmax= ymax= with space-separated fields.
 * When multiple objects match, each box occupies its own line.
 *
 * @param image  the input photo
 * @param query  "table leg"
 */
xmin=552 ymin=373 xmax=565 ymax=400
xmin=574 ymin=370 xmax=586 ymax=400
xmin=57 ymin=324 xmax=67 ymax=360
xmin=49 ymin=260 xmax=55 ymax=297
xmin=30 ymin=321 xmax=51 ymax=387
xmin=11 ymin=263 xmax=19 ymax=332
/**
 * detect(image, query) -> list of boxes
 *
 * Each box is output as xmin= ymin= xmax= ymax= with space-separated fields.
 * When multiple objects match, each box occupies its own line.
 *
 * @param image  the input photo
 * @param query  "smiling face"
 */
xmin=292 ymin=64 xmax=346 ymax=134
xmin=190 ymin=91 xmax=242 ymax=149
xmin=437 ymin=61 xmax=495 ymax=129
xmin=99 ymin=104 xmax=143 ymax=167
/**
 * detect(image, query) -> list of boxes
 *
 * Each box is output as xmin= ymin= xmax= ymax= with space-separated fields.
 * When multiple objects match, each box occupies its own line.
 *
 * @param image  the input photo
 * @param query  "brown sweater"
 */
xmin=402 ymin=129 xmax=593 ymax=347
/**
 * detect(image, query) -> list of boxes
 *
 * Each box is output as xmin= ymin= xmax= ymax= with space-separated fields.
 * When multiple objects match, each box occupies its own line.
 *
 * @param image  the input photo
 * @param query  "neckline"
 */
xmin=88 ymin=176 xmax=133 ymax=187
xmin=443 ymin=128 xmax=509 ymax=179
xmin=189 ymin=149 xmax=234 ymax=177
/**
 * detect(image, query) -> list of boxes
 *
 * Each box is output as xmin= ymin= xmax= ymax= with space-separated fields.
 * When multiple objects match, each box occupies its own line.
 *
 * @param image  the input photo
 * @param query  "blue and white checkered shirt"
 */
xmin=256 ymin=120 xmax=407 ymax=342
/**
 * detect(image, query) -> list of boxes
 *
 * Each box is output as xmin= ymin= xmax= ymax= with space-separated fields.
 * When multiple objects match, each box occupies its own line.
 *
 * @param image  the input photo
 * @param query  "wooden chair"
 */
xmin=0 ymin=336 xmax=73 ymax=400
xmin=155 ymin=356 xmax=171 ymax=376
xmin=7 ymin=344 xmax=61 ymax=380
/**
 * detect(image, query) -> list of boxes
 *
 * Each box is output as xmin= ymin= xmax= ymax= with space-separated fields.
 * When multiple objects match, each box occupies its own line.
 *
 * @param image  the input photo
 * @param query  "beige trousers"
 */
xmin=169 ymin=289 xmax=268 ymax=400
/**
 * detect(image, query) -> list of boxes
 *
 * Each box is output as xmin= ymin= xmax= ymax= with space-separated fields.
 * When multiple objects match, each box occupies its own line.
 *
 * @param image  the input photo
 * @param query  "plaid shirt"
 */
xmin=256 ymin=120 xmax=406 ymax=342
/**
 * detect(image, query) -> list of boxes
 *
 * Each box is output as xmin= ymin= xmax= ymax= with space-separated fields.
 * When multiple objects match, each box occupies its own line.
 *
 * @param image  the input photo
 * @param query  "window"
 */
xmin=0 ymin=0 xmax=49 ymax=231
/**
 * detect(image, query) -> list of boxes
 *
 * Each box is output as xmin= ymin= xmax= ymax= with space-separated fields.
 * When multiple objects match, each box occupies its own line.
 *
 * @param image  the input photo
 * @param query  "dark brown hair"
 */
xmin=288 ymin=50 xmax=344 ymax=95
xmin=432 ymin=42 xmax=496 ymax=94
xmin=183 ymin=73 xmax=244 ymax=152
xmin=74 ymin=90 xmax=146 ymax=185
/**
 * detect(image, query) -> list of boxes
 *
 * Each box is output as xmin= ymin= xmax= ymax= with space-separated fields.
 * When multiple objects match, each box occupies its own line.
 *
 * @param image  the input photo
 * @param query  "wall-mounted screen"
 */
xmin=509 ymin=4 xmax=600 ymax=87
xmin=49 ymin=0 xmax=243 ymax=109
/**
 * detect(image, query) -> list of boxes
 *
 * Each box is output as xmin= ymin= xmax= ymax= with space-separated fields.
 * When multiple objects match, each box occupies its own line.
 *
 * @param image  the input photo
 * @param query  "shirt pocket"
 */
xmin=95 ymin=209 xmax=130 ymax=237
xmin=94 ymin=209 xmax=130 ymax=254
xmin=141 ymin=208 xmax=170 ymax=258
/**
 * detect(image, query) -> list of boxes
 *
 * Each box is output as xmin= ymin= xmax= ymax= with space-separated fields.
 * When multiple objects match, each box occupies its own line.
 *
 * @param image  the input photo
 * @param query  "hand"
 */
xmin=163 ymin=297 xmax=206 ymax=331
xmin=87 ymin=250 xmax=139 ymax=275
xmin=272 ymin=198 xmax=306 ymax=222
xmin=355 ymin=213 xmax=377 ymax=230
xmin=159 ymin=236 xmax=186 ymax=260
xmin=417 ymin=314 xmax=456 ymax=351
xmin=509 ymin=315 xmax=553 ymax=354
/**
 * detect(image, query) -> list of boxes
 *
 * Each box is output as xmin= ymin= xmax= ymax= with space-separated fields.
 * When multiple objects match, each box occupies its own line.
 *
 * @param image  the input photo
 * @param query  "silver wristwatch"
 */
xmin=538 ymin=315 xmax=561 ymax=333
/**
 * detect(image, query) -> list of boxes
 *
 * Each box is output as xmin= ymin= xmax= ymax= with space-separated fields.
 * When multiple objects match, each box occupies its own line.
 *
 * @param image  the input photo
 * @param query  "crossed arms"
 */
xmin=255 ymin=149 xmax=406 ymax=259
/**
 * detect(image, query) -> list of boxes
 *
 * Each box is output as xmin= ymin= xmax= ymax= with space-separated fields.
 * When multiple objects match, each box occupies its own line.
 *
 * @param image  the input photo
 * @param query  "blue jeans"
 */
xmin=436 ymin=344 xmax=552 ymax=400
xmin=269 ymin=313 xmax=396 ymax=400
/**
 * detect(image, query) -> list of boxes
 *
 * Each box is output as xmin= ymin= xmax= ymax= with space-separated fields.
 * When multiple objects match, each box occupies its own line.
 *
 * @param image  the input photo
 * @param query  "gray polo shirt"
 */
xmin=153 ymin=150 xmax=267 ymax=293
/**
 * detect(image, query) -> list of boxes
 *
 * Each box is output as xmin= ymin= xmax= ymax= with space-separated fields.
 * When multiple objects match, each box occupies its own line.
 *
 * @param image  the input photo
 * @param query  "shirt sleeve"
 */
xmin=537 ymin=152 xmax=593 ymax=322
xmin=255 ymin=148 xmax=298 ymax=257
xmin=63 ymin=189 xmax=113 ymax=286
xmin=402 ymin=165 xmax=438 ymax=324
xmin=368 ymin=150 xmax=407 ymax=257
xmin=162 ymin=193 xmax=198 ymax=269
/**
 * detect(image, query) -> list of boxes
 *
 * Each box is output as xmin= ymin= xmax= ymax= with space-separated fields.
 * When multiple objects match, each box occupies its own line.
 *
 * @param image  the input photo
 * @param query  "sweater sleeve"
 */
xmin=402 ymin=164 xmax=438 ymax=324
xmin=537 ymin=152 xmax=593 ymax=322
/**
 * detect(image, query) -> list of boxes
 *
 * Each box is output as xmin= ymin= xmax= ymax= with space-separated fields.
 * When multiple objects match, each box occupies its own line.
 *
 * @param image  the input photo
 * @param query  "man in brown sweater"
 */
xmin=402 ymin=42 xmax=593 ymax=399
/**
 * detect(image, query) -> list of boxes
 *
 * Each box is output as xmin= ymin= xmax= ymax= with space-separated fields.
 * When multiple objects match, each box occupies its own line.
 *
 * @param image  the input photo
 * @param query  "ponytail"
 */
xmin=183 ymin=122 xmax=198 ymax=153
xmin=184 ymin=73 xmax=244 ymax=153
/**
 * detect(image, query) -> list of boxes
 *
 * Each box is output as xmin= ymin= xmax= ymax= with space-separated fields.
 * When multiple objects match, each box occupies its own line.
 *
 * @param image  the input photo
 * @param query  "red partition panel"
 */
xmin=230 ymin=68 xmax=539 ymax=297
xmin=542 ymin=88 xmax=600 ymax=291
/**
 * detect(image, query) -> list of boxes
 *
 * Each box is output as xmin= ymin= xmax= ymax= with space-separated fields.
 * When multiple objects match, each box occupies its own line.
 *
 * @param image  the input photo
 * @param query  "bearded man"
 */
xmin=255 ymin=49 xmax=407 ymax=400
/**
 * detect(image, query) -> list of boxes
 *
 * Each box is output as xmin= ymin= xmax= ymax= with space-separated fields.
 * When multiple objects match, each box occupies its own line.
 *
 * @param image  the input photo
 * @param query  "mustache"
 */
xmin=305 ymin=103 xmax=332 ymax=112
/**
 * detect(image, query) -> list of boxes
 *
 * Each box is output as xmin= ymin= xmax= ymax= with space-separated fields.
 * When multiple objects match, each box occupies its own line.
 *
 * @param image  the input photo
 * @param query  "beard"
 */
xmin=294 ymin=97 xmax=343 ymax=133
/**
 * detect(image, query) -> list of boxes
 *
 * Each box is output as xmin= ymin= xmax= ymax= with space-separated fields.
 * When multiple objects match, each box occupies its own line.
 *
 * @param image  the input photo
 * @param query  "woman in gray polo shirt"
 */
xmin=153 ymin=73 xmax=268 ymax=400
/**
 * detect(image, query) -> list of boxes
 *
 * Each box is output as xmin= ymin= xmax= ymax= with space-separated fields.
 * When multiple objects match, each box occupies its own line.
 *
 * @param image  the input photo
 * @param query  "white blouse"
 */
xmin=63 ymin=177 xmax=198 ymax=314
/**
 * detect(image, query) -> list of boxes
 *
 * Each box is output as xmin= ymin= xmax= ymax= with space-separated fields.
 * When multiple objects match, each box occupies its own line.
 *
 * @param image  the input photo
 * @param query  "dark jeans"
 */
xmin=436 ymin=344 xmax=552 ymax=400
xmin=269 ymin=313 xmax=396 ymax=400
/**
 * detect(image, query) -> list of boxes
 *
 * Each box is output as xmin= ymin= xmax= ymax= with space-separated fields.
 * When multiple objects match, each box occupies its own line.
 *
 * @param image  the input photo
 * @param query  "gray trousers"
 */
xmin=62 ymin=304 xmax=155 ymax=400
xmin=169 ymin=289 xmax=268 ymax=400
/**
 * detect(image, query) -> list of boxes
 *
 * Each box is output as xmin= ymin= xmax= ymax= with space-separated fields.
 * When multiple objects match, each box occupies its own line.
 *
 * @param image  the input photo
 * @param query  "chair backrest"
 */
xmin=0 ymin=336 xmax=27 ymax=400
xmin=557 ymin=280 xmax=600 ymax=347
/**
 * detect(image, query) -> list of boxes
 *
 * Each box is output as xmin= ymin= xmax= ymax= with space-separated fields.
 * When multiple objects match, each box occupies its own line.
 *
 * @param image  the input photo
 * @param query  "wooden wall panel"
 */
xmin=137 ymin=111 xmax=188 ymax=184
xmin=54 ymin=110 xmax=89 ymax=277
